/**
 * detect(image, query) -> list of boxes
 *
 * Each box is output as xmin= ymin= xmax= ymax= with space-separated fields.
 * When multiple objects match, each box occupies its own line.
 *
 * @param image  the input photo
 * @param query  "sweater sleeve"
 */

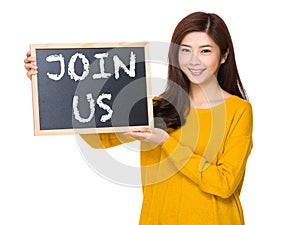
xmin=80 ymin=133 xmax=135 ymax=149
xmin=161 ymin=103 xmax=253 ymax=198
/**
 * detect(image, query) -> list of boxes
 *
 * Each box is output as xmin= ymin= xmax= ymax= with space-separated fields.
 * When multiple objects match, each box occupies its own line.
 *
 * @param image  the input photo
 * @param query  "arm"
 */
xmin=80 ymin=132 xmax=136 ymax=149
xmin=161 ymin=103 xmax=253 ymax=198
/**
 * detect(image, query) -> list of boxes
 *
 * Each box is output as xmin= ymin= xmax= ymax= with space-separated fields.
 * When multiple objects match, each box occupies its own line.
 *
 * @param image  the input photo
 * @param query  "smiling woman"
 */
xmin=178 ymin=32 xmax=228 ymax=83
xmin=24 ymin=11 xmax=253 ymax=225
xmin=154 ymin=11 xmax=247 ymax=126
xmin=84 ymin=12 xmax=253 ymax=225
xmin=178 ymin=31 xmax=231 ymax=108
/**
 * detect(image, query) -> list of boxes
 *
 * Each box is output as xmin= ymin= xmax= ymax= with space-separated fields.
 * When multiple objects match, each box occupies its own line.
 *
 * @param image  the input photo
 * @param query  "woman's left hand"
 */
xmin=125 ymin=128 xmax=169 ymax=146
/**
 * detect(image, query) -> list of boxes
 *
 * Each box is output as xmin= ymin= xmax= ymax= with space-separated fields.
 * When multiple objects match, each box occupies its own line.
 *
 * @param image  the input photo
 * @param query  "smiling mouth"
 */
xmin=188 ymin=68 xmax=206 ymax=76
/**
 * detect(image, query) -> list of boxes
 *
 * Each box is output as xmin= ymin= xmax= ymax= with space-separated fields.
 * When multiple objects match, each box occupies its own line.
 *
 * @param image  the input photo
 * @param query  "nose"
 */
xmin=190 ymin=52 xmax=201 ymax=65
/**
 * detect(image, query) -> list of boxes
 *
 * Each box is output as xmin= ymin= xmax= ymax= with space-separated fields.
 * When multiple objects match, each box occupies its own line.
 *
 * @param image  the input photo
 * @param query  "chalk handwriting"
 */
xmin=44 ymin=50 xmax=137 ymax=124
xmin=97 ymin=93 xmax=113 ymax=122
xmin=113 ymin=51 xmax=136 ymax=79
xmin=46 ymin=54 xmax=65 ymax=80
xmin=73 ymin=93 xmax=95 ymax=123
xmin=68 ymin=53 xmax=90 ymax=81
xmin=72 ymin=93 xmax=113 ymax=123
xmin=93 ymin=53 xmax=111 ymax=79
xmin=46 ymin=51 xmax=136 ymax=81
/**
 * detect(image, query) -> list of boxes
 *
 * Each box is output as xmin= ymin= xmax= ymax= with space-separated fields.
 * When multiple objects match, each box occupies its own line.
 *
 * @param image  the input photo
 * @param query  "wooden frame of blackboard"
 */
xmin=30 ymin=42 xmax=153 ymax=135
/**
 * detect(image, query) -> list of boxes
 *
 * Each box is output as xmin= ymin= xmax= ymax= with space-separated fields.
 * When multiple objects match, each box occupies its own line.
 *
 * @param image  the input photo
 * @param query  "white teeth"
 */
xmin=189 ymin=68 xmax=204 ymax=74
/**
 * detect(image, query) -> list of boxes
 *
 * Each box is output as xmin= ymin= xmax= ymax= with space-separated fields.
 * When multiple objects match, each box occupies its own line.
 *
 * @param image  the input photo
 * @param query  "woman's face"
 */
xmin=178 ymin=32 xmax=227 ymax=85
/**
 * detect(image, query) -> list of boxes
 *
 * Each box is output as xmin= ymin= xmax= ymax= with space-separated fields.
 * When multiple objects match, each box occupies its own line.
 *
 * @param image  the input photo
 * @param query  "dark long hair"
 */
xmin=154 ymin=11 xmax=248 ymax=130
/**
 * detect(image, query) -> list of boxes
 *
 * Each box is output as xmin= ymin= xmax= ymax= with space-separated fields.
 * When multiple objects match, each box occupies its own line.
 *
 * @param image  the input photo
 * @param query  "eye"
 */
xmin=179 ymin=46 xmax=191 ymax=54
xmin=201 ymin=48 xmax=211 ymax=54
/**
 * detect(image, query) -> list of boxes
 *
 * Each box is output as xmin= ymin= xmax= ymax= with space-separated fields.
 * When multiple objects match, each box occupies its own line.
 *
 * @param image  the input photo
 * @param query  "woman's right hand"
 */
xmin=24 ymin=51 xmax=38 ymax=80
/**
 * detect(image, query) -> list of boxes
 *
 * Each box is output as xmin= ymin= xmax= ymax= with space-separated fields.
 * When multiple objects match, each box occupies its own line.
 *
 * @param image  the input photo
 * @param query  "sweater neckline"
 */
xmin=191 ymin=95 xmax=236 ymax=112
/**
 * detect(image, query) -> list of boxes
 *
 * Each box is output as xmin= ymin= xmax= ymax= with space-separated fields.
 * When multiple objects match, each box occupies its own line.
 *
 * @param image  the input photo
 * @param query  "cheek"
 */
xmin=204 ymin=57 xmax=221 ymax=72
xmin=178 ymin=54 xmax=189 ymax=68
xmin=178 ymin=56 xmax=184 ymax=69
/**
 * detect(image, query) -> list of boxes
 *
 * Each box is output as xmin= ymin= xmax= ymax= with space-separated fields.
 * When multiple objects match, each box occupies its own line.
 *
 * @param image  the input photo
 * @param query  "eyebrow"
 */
xmin=180 ymin=44 xmax=213 ymax=48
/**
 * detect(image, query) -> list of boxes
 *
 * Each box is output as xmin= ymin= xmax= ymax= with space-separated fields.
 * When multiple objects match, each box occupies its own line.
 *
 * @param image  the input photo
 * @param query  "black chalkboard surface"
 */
xmin=30 ymin=42 xmax=153 ymax=135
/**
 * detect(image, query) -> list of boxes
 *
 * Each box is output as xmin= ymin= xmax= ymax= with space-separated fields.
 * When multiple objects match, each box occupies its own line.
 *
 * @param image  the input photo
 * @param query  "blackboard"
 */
xmin=30 ymin=42 xmax=153 ymax=135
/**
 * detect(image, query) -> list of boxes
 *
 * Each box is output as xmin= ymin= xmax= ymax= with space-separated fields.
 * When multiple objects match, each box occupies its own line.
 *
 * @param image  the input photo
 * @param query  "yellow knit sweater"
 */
xmin=80 ymin=95 xmax=253 ymax=225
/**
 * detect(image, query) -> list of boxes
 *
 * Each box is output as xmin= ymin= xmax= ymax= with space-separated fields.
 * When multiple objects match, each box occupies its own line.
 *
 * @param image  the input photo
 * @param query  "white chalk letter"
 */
xmin=46 ymin=54 xmax=65 ymax=80
xmin=73 ymin=93 xmax=95 ymax=123
xmin=93 ymin=53 xmax=112 ymax=79
xmin=68 ymin=53 xmax=90 ymax=81
xmin=113 ymin=51 xmax=136 ymax=79
xmin=97 ymin=93 xmax=113 ymax=122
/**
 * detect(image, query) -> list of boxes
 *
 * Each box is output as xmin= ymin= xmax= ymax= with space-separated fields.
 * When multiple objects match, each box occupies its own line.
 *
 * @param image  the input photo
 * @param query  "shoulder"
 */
xmin=227 ymin=95 xmax=252 ymax=112
xmin=225 ymin=95 xmax=253 ymax=135
xmin=226 ymin=95 xmax=253 ymax=124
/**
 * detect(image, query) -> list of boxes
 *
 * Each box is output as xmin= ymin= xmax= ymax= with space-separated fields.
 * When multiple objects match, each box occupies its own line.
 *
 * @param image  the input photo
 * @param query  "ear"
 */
xmin=220 ymin=49 xmax=229 ymax=64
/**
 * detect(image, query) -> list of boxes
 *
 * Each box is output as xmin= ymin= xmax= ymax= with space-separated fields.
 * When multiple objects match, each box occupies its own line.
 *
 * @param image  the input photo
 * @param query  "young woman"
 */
xmin=25 ymin=11 xmax=253 ymax=225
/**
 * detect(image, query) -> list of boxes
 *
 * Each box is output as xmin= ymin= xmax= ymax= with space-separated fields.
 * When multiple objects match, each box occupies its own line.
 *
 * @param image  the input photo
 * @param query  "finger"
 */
xmin=138 ymin=127 xmax=150 ymax=132
xmin=24 ymin=55 xmax=38 ymax=69
xmin=24 ymin=56 xmax=36 ymax=64
xmin=26 ymin=69 xmax=37 ymax=75
xmin=125 ymin=131 xmax=149 ymax=141
xmin=125 ymin=131 xmax=144 ymax=137
xmin=24 ymin=62 xmax=37 ymax=70
xmin=25 ymin=65 xmax=38 ymax=79
xmin=26 ymin=70 xmax=37 ymax=80
xmin=24 ymin=66 xmax=38 ymax=77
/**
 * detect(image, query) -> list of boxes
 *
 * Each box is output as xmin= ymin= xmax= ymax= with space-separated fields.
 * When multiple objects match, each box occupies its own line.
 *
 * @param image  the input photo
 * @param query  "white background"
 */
xmin=1 ymin=0 xmax=300 ymax=224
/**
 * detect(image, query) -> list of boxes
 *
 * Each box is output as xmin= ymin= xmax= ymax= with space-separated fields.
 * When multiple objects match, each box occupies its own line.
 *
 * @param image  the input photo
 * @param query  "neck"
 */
xmin=189 ymin=78 xmax=230 ymax=108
